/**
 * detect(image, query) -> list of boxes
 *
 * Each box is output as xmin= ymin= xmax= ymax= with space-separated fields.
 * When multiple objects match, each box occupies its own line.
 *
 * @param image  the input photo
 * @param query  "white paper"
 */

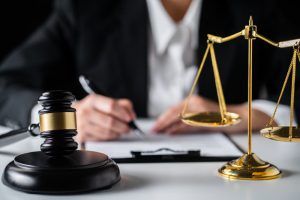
xmin=0 ymin=126 xmax=11 ymax=134
xmin=86 ymin=119 xmax=243 ymax=158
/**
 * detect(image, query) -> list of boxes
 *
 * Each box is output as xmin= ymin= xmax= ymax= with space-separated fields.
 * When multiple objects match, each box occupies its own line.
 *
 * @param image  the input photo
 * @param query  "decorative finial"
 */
xmin=249 ymin=16 xmax=253 ymax=26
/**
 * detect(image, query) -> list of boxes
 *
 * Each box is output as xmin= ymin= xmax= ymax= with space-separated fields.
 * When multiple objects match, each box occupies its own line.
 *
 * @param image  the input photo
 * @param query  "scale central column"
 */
xmin=247 ymin=19 xmax=253 ymax=155
xmin=218 ymin=16 xmax=281 ymax=180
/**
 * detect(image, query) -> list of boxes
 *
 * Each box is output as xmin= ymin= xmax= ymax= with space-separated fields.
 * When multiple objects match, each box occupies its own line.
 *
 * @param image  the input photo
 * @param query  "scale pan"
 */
xmin=180 ymin=112 xmax=241 ymax=127
xmin=260 ymin=126 xmax=300 ymax=142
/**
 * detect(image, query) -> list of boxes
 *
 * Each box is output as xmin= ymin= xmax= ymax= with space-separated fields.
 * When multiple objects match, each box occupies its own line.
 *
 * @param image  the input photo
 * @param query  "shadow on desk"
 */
xmin=68 ymin=173 xmax=150 ymax=195
xmin=112 ymin=174 xmax=150 ymax=192
xmin=281 ymin=169 xmax=298 ymax=179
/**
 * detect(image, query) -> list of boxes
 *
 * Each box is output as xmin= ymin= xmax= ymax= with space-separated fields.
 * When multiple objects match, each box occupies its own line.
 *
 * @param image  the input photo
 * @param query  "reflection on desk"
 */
xmin=1 ymin=124 xmax=300 ymax=200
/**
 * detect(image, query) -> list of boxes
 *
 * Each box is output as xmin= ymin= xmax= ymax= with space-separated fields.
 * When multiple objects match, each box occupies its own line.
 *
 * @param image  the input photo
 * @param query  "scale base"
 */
xmin=218 ymin=153 xmax=281 ymax=180
xmin=2 ymin=150 xmax=120 ymax=194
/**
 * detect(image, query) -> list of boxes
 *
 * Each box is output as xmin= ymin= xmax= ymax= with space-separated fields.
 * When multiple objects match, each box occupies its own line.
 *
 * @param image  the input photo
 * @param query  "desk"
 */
xmin=1 ymin=129 xmax=300 ymax=200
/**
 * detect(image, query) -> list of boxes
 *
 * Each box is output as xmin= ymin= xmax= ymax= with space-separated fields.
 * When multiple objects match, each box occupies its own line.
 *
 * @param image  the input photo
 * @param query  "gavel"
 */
xmin=2 ymin=90 xmax=120 ymax=194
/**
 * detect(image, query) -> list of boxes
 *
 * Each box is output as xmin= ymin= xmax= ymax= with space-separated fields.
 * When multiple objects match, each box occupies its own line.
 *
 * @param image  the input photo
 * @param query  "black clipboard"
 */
xmin=112 ymin=133 xmax=245 ymax=163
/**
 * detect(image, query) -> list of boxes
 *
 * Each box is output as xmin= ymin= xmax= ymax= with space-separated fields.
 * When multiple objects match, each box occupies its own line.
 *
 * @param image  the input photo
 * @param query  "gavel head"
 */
xmin=38 ymin=90 xmax=78 ymax=156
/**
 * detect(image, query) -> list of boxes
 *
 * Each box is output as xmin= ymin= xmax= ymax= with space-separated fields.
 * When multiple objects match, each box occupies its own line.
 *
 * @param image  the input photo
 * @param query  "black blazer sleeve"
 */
xmin=0 ymin=0 xmax=77 ymax=128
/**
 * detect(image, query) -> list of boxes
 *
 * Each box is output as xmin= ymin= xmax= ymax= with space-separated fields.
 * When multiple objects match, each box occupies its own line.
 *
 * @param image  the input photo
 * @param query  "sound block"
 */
xmin=2 ymin=150 xmax=120 ymax=194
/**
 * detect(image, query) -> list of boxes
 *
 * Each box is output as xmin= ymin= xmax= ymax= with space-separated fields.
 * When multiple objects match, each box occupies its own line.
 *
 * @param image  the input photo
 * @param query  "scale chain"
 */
xmin=267 ymin=50 xmax=297 ymax=128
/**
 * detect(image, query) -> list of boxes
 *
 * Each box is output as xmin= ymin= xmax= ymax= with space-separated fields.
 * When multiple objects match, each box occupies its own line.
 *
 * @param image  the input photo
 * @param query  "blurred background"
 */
xmin=0 ymin=0 xmax=52 ymax=62
xmin=0 ymin=0 xmax=298 ymax=61
xmin=0 ymin=1 xmax=298 ymax=63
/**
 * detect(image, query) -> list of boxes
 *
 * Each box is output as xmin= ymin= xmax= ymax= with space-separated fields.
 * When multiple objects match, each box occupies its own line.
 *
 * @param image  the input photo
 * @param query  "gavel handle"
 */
xmin=0 ymin=124 xmax=39 ymax=148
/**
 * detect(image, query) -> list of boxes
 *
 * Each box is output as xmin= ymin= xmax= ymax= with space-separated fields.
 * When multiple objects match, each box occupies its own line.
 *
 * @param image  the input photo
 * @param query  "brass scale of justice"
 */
xmin=180 ymin=16 xmax=300 ymax=180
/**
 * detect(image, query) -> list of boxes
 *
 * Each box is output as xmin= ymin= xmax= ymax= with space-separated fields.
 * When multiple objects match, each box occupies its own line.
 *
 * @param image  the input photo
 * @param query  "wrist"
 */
xmin=227 ymin=103 xmax=276 ymax=132
xmin=227 ymin=103 xmax=248 ymax=120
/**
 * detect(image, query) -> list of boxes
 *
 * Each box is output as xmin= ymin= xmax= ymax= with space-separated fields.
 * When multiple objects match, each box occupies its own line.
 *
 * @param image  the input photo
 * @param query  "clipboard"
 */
xmin=84 ymin=119 xmax=245 ymax=163
xmin=112 ymin=144 xmax=243 ymax=163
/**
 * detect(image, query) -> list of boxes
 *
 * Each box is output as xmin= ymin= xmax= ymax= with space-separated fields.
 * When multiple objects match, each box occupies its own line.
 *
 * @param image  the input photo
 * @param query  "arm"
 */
xmin=152 ymin=95 xmax=279 ymax=134
xmin=152 ymin=92 xmax=296 ymax=134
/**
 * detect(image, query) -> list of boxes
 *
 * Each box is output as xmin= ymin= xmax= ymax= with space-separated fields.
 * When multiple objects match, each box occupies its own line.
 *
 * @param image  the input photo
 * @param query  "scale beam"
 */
xmin=207 ymin=23 xmax=300 ymax=49
xmin=207 ymin=31 xmax=243 ymax=43
xmin=256 ymin=34 xmax=300 ymax=48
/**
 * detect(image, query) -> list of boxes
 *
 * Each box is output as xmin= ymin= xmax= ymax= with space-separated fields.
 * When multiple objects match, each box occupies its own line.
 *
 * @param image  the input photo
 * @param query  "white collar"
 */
xmin=146 ymin=0 xmax=202 ymax=54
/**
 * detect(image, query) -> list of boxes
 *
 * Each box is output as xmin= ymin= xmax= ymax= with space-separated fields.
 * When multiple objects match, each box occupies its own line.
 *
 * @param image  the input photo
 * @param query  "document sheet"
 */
xmin=86 ymin=119 xmax=243 ymax=158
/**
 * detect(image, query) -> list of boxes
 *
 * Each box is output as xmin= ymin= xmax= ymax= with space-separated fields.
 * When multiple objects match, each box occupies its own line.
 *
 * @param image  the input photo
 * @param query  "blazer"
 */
xmin=0 ymin=0 xmax=299 ymax=128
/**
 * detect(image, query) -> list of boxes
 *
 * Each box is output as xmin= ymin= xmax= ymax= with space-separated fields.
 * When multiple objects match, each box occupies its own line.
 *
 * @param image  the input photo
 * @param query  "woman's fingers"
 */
xmin=73 ymin=94 xmax=136 ymax=141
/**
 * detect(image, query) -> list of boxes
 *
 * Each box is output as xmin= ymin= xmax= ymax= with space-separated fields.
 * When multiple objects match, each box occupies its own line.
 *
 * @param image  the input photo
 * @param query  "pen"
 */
xmin=79 ymin=75 xmax=145 ymax=137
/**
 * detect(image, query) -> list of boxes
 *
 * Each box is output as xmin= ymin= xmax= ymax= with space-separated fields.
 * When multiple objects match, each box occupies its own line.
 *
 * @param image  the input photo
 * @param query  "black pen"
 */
xmin=79 ymin=75 xmax=145 ymax=137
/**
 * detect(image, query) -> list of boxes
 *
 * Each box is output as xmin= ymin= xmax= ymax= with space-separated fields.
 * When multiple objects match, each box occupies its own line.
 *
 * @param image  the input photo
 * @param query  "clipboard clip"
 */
xmin=130 ymin=148 xmax=201 ymax=160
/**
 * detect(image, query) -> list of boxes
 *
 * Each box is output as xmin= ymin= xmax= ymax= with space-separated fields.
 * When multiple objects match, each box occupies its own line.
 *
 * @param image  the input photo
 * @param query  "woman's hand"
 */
xmin=152 ymin=95 xmax=274 ymax=134
xmin=152 ymin=95 xmax=220 ymax=134
xmin=73 ymin=94 xmax=136 ymax=141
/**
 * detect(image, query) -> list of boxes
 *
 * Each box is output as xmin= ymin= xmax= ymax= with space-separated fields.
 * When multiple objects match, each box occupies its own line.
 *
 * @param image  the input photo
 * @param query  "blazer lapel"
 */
xmin=117 ymin=0 xmax=149 ymax=117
